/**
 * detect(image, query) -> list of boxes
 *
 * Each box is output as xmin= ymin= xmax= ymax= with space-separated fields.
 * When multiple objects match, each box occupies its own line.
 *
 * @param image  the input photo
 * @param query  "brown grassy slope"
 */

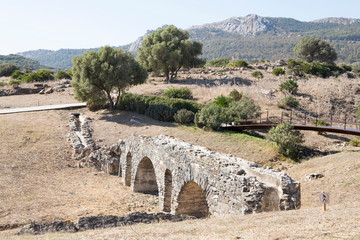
xmin=0 ymin=111 xmax=158 ymax=227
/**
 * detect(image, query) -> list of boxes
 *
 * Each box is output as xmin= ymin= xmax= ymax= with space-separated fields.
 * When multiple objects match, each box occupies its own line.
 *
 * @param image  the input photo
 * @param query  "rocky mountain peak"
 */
xmin=189 ymin=14 xmax=273 ymax=36
xmin=312 ymin=17 xmax=360 ymax=25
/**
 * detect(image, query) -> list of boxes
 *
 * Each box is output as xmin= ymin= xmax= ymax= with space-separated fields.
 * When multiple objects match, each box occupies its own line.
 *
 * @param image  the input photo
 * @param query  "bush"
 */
xmin=352 ymin=62 xmax=360 ymax=74
xmin=305 ymin=62 xmax=332 ymax=78
xmin=267 ymin=123 xmax=304 ymax=160
xmin=356 ymin=109 xmax=360 ymax=120
xmin=0 ymin=63 xmax=19 ymax=77
xmin=272 ymin=68 xmax=286 ymax=76
xmin=278 ymin=96 xmax=299 ymax=108
xmin=205 ymin=58 xmax=231 ymax=67
xmin=56 ymin=70 xmax=72 ymax=79
xmin=312 ymin=120 xmax=330 ymax=135
xmin=214 ymin=95 xmax=233 ymax=108
xmin=8 ymin=79 xmax=22 ymax=85
xmin=145 ymin=104 xmax=177 ymax=122
xmin=118 ymin=93 xmax=202 ymax=115
xmin=0 ymin=82 xmax=7 ymax=87
xmin=22 ymin=69 xmax=54 ymax=82
xmin=229 ymin=89 xmax=242 ymax=101
xmin=251 ymin=70 xmax=264 ymax=79
xmin=227 ymin=59 xmax=249 ymax=68
xmin=195 ymin=103 xmax=228 ymax=130
xmin=279 ymin=79 xmax=298 ymax=95
xmin=11 ymin=70 xmax=25 ymax=80
xmin=349 ymin=139 xmax=360 ymax=147
xmin=174 ymin=109 xmax=195 ymax=124
xmin=338 ymin=63 xmax=352 ymax=72
xmin=162 ymin=87 xmax=193 ymax=99
xmin=226 ymin=96 xmax=261 ymax=120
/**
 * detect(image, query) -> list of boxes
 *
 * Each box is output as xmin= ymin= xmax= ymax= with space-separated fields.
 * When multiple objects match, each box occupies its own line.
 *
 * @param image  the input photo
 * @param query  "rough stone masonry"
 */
xmin=68 ymin=114 xmax=301 ymax=217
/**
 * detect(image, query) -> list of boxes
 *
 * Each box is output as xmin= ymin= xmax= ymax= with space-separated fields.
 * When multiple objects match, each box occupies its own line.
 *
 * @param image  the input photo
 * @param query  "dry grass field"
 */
xmin=0 ymin=67 xmax=359 ymax=239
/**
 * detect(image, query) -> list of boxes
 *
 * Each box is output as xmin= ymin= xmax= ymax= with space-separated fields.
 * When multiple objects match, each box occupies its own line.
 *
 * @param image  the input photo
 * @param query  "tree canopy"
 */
xmin=137 ymin=25 xmax=203 ymax=83
xmin=294 ymin=37 xmax=337 ymax=64
xmin=72 ymin=46 xmax=147 ymax=110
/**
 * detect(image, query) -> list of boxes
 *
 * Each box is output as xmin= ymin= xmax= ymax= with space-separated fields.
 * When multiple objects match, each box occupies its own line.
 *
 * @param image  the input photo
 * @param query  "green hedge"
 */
xmin=118 ymin=93 xmax=202 ymax=121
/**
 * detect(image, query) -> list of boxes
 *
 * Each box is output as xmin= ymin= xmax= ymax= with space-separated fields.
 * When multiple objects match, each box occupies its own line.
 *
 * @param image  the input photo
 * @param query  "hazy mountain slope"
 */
xmin=17 ymin=15 xmax=360 ymax=69
xmin=0 ymin=54 xmax=44 ymax=70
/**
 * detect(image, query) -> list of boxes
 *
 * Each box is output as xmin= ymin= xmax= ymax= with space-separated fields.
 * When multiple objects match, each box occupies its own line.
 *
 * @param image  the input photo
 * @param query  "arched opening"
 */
xmin=133 ymin=157 xmax=158 ymax=195
xmin=261 ymin=188 xmax=280 ymax=212
xmin=175 ymin=181 xmax=209 ymax=218
xmin=163 ymin=169 xmax=172 ymax=212
xmin=125 ymin=152 xmax=132 ymax=186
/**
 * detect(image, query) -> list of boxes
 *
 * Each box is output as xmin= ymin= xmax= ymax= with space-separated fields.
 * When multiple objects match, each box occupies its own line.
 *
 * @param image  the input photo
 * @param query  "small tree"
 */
xmin=72 ymin=46 xmax=147 ymax=110
xmin=0 ymin=63 xmax=19 ymax=77
xmin=267 ymin=123 xmax=304 ymax=160
xmin=279 ymin=79 xmax=298 ymax=95
xmin=226 ymin=96 xmax=260 ymax=120
xmin=294 ymin=37 xmax=337 ymax=64
xmin=56 ymin=70 xmax=72 ymax=79
xmin=137 ymin=25 xmax=202 ymax=83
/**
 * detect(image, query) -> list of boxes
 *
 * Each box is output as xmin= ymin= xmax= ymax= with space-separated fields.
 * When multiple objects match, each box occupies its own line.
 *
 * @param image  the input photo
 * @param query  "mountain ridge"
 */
xmin=17 ymin=15 xmax=360 ymax=69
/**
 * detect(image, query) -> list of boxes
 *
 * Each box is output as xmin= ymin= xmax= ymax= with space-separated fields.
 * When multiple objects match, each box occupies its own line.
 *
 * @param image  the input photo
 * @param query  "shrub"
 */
xmin=22 ymin=69 xmax=54 ymax=82
xmin=0 ymin=82 xmax=7 ymax=87
xmin=195 ymin=103 xmax=228 ymax=130
xmin=349 ymin=139 xmax=360 ymax=147
xmin=267 ymin=123 xmax=304 ymax=160
xmin=305 ymin=62 xmax=332 ymax=78
xmin=145 ymin=104 xmax=177 ymax=122
xmin=352 ymin=62 xmax=360 ymax=76
xmin=56 ymin=70 xmax=72 ymax=80
xmin=0 ymin=63 xmax=19 ymax=77
xmin=251 ymin=70 xmax=263 ymax=79
xmin=229 ymin=89 xmax=242 ymax=101
xmin=287 ymin=59 xmax=302 ymax=69
xmin=279 ymin=79 xmax=298 ymax=95
xmin=174 ymin=109 xmax=195 ymax=124
xmin=227 ymin=59 xmax=249 ymax=68
xmin=205 ymin=58 xmax=231 ymax=67
xmin=11 ymin=70 xmax=25 ymax=80
xmin=278 ymin=96 xmax=299 ymax=108
xmin=356 ymin=109 xmax=360 ymax=120
xmin=118 ymin=93 xmax=202 ymax=115
xmin=162 ymin=87 xmax=193 ymax=99
xmin=214 ymin=95 xmax=233 ymax=108
xmin=312 ymin=120 xmax=330 ymax=135
xmin=226 ymin=96 xmax=260 ymax=120
xmin=272 ymin=68 xmax=286 ymax=76
xmin=338 ymin=63 xmax=352 ymax=72
xmin=8 ymin=79 xmax=22 ymax=85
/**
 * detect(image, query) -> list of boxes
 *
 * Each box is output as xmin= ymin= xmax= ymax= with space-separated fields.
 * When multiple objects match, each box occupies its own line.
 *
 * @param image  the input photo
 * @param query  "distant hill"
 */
xmin=0 ymin=54 xmax=45 ymax=70
xmin=17 ymin=15 xmax=360 ymax=69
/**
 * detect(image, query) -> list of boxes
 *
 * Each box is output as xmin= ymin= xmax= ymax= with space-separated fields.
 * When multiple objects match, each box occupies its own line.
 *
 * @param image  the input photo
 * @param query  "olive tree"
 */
xmin=137 ymin=25 xmax=202 ymax=83
xmin=72 ymin=46 xmax=147 ymax=110
xmin=294 ymin=37 xmax=337 ymax=64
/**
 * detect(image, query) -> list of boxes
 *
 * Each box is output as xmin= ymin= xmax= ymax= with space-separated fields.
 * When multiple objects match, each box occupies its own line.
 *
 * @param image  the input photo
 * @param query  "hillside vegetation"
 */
xmin=0 ymin=54 xmax=44 ymax=70
xmin=17 ymin=15 xmax=360 ymax=69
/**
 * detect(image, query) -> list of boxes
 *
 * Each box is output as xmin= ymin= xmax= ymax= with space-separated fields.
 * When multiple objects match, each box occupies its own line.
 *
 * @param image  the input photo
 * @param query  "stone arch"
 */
xmin=175 ymin=181 xmax=209 ymax=218
xmin=261 ymin=187 xmax=280 ymax=212
xmin=133 ymin=157 xmax=158 ymax=195
xmin=163 ymin=169 xmax=173 ymax=212
xmin=125 ymin=152 xmax=132 ymax=186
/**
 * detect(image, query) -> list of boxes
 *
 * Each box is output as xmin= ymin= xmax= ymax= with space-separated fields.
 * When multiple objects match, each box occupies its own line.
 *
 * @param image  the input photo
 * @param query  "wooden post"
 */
xmin=290 ymin=110 xmax=293 ymax=124
xmin=281 ymin=112 xmax=283 ymax=123
xmin=266 ymin=111 xmax=269 ymax=123
xmin=304 ymin=112 xmax=307 ymax=125
xmin=323 ymin=203 xmax=327 ymax=211
xmin=259 ymin=112 xmax=262 ymax=124
xmin=344 ymin=114 xmax=347 ymax=129
xmin=330 ymin=115 xmax=333 ymax=127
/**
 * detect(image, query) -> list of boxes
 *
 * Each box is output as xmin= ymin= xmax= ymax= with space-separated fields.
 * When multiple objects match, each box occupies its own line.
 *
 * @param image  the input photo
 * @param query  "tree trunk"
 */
xmin=105 ymin=90 xmax=114 ymax=110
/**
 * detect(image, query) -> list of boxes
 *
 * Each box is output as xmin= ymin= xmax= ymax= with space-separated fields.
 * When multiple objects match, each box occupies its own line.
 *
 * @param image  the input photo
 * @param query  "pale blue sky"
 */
xmin=0 ymin=0 xmax=359 ymax=55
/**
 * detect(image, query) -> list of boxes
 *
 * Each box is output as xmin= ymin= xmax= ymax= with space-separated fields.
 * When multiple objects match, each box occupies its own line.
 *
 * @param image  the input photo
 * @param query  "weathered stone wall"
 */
xmin=68 ymin=114 xmax=301 ymax=217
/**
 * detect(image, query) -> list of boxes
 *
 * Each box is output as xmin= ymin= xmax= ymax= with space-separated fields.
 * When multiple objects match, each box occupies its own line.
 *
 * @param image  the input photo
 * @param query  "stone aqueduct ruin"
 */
xmin=69 ymin=114 xmax=301 ymax=217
